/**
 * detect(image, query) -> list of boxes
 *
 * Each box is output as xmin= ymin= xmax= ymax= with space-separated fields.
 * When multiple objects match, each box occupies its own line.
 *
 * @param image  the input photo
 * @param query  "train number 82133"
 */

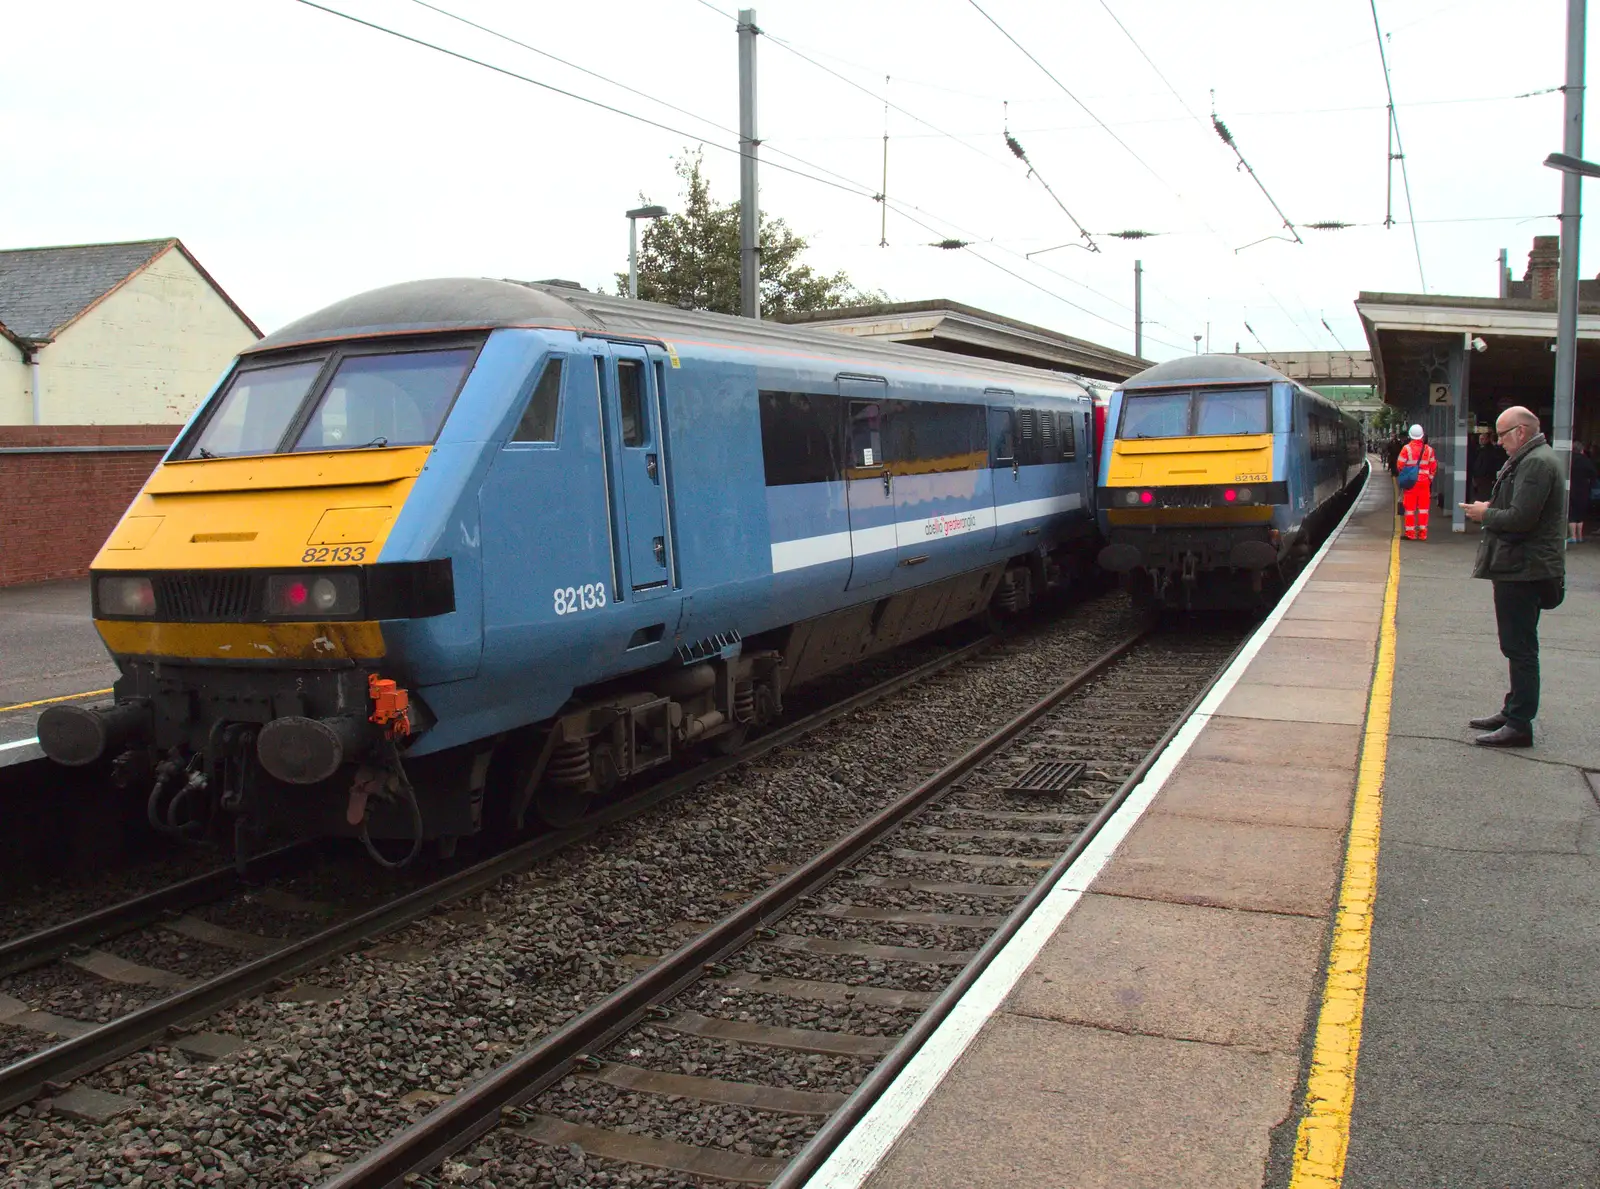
xmin=301 ymin=545 xmax=366 ymax=563
xmin=554 ymin=583 xmax=608 ymax=616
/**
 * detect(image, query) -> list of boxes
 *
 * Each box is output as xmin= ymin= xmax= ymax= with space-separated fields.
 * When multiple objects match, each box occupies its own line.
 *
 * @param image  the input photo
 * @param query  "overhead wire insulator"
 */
xmin=1307 ymin=220 xmax=1352 ymax=231
xmin=1211 ymin=114 xmax=1235 ymax=147
xmin=1108 ymin=229 xmax=1157 ymax=239
xmin=932 ymin=239 xmax=971 ymax=249
xmin=1005 ymin=132 xmax=1028 ymax=162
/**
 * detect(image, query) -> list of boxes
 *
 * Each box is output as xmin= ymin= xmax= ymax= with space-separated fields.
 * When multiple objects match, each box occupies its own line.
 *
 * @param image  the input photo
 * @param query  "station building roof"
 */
xmin=774 ymin=298 xmax=1145 ymax=382
xmin=1356 ymin=289 xmax=1600 ymax=443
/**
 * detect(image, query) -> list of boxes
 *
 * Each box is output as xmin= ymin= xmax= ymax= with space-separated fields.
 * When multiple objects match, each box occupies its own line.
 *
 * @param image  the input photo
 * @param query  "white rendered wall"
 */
xmin=0 ymin=336 xmax=27 ymax=424
xmin=35 ymin=247 xmax=257 ymax=425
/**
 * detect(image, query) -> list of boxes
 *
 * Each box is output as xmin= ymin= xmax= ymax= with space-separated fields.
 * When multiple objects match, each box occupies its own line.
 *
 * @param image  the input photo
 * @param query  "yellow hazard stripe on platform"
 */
xmin=0 ymin=688 xmax=114 ymax=714
xmin=1287 ymin=488 xmax=1401 ymax=1188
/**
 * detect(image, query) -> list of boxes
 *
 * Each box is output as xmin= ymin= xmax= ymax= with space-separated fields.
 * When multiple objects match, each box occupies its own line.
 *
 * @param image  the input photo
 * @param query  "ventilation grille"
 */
xmin=154 ymin=573 xmax=253 ymax=621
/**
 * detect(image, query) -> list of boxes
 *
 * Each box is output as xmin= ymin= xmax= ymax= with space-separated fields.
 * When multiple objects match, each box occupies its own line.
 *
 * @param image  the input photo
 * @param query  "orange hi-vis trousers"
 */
xmin=1403 ymin=480 xmax=1432 ymax=539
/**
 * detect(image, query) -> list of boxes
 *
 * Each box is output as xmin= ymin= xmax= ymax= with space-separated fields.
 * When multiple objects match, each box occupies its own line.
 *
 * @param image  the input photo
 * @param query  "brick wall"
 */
xmin=0 ymin=425 xmax=181 ymax=587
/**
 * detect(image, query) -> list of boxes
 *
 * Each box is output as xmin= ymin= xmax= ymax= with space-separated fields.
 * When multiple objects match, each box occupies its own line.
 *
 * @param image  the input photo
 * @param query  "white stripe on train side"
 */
xmin=769 ymin=494 xmax=1084 ymax=574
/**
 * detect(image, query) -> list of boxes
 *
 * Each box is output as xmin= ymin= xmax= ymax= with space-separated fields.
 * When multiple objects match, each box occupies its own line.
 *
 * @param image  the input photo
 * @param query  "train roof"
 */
xmin=245 ymin=277 xmax=1103 ymax=395
xmin=1120 ymin=354 xmax=1289 ymax=389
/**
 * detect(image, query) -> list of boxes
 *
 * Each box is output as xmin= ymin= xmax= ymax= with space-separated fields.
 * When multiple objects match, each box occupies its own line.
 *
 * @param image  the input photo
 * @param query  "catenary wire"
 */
xmin=964 ymin=0 xmax=1325 ymax=351
xmin=291 ymin=0 xmax=1156 ymax=345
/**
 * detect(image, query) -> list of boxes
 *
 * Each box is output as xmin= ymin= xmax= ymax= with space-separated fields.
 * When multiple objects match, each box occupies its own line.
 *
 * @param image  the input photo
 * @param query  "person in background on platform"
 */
xmin=1461 ymin=406 xmax=1566 ymax=747
xmin=1385 ymin=435 xmax=1403 ymax=474
xmin=1471 ymin=427 xmax=1507 ymax=501
xmin=1397 ymin=424 xmax=1438 ymax=540
xmin=1569 ymin=442 xmax=1596 ymax=543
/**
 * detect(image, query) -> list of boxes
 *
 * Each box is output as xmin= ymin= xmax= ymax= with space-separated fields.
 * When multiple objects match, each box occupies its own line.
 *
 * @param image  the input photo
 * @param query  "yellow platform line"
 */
xmin=0 ymin=688 xmax=114 ymax=714
xmin=1287 ymin=494 xmax=1401 ymax=1187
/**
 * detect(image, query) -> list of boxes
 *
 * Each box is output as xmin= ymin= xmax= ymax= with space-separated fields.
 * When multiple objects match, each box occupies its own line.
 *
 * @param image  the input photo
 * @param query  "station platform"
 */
xmin=0 ymin=579 xmax=117 ymax=755
xmin=802 ymin=469 xmax=1600 ymax=1189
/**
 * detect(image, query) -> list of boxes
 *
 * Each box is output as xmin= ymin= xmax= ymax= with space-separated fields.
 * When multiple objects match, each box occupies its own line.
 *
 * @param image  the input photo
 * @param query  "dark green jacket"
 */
xmin=1473 ymin=433 xmax=1566 ymax=581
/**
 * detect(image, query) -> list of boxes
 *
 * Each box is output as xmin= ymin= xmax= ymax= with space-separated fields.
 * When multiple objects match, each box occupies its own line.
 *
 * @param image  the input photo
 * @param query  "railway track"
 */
xmin=0 ymin=625 xmax=1013 ymax=1115
xmin=319 ymin=626 xmax=1245 ymax=1188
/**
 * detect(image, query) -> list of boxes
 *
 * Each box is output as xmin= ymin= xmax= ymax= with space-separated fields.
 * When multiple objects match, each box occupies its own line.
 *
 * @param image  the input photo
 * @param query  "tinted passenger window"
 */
xmin=849 ymin=401 xmax=883 ymax=467
xmin=617 ymin=361 xmax=647 ymax=447
xmin=294 ymin=347 xmax=475 ymax=452
xmin=512 ymin=358 xmax=563 ymax=442
xmin=185 ymin=360 xmax=323 ymax=458
xmin=759 ymin=391 xmax=844 ymax=485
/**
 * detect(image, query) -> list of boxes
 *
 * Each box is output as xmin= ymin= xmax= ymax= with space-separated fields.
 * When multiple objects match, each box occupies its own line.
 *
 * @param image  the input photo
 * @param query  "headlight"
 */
xmin=1237 ymin=486 xmax=1253 ymax=503
xmin=265 ymin=571 xmax=360 ymax=617
xmin=1124 ymin=490 xmax=1141 ymax=506
xmin=98 ymin=576 xmax=156 ymax=616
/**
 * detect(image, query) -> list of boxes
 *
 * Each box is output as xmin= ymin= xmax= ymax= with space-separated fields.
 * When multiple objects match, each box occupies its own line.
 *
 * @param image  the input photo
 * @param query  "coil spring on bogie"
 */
xmin=547 ymin=738 xmax=591 ymax=788
xmin=996 ymin=569 xmax=1030 ymax=614
xmin=733 ymin=680 xmax=756 ymax=724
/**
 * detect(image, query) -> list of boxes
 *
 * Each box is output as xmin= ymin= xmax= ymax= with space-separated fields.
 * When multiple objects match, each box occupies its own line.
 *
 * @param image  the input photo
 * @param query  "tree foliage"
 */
xmin=617 ymin=152 xmax=886 ymax=317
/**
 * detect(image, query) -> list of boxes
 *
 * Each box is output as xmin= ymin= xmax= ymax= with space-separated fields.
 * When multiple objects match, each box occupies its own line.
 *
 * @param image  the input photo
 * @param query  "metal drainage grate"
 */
xmin=1001 ymin=760 xmax=1086 ymax=795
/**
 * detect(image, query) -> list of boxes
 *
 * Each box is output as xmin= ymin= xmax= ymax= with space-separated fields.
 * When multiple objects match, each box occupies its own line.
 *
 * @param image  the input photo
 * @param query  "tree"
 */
xmin=617 ymin=152 xmax=886 ymax=317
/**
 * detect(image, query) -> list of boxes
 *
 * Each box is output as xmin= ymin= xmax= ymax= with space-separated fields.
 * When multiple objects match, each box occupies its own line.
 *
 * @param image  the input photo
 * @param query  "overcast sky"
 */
xmin=3 ymin=0 xmax=1586 ymax=360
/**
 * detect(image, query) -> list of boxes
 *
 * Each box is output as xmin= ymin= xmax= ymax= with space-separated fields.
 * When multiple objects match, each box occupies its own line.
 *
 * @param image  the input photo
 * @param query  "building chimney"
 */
xmin=1526 ymin=235 xmax=1561 ymax=302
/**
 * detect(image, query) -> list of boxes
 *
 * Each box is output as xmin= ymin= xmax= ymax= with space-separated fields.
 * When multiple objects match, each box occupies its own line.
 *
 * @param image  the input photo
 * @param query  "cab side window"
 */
xmin=617 ymin=360 xmax=648 ymax=447
xmin=1060 ymin=412 xmax=1077 ymax=460
xmin=511 ymin=358 xmax=563 ymax=442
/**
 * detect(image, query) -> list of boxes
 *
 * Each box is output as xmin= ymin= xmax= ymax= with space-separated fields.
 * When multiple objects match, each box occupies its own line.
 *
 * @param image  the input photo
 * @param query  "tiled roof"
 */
xmin=0 ymin=238 xmax=176 ymax=340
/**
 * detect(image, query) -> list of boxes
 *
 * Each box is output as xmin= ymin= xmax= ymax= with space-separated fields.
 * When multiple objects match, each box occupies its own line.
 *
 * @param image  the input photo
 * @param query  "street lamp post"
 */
xmin=626 ymin=205 xmax=669 ymax=300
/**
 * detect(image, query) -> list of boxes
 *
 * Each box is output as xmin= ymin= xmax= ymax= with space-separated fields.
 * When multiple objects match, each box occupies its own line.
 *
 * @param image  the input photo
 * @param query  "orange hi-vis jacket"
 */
xmin=1398 ymin=440 xmax=1438 ymax=488
xmin=1398 ymin=439 xmax=1438 ymax=538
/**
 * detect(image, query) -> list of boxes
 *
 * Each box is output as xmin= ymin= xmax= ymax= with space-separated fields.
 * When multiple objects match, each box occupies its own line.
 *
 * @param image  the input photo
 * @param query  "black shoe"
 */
xmin=1474 ymin=724 xmax=1533 ymax=748
xmin=1469 ymin=713 xmax=1507 ymax=730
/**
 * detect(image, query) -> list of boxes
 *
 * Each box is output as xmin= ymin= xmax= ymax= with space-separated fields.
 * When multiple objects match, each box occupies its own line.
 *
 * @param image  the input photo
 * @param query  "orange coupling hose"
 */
xmin=367 ymin=674 xmax=411 ymax=739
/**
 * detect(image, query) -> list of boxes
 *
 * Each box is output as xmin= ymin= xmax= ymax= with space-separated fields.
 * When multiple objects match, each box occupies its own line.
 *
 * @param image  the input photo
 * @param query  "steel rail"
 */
xmin=317 ymin=629 xmax=1150 ymax=1189
xmin=0 ymin=844 xmax=313 ymax=980
xmin=765 ymin=630 xmax=1250 ymax=1188
xmin=0 ymin=629 xmax=999 ymax=1115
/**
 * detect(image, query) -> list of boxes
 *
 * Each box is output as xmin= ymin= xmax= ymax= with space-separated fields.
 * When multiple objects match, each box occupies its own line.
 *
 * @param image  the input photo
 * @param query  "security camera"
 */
xmin=1470 ymin=336 xmax=1488 ymax=353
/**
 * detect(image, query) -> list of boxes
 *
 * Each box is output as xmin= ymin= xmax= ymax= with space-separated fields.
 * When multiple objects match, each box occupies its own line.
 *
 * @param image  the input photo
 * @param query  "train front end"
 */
xmin=1095 ymin=356 xmax=1289 ymax=608
xmin=34 ymin=302 xmax=490 ymax=860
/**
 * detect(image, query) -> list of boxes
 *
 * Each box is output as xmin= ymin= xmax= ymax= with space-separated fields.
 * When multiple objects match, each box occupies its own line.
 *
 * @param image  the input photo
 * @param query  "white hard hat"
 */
xmin=1408 ymin=424 xmax=1424 ymax=440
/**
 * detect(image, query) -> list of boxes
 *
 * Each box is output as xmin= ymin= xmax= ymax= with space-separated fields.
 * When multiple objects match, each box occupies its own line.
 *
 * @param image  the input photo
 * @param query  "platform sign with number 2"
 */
xmin=1429 ymin=382 xmax=1451 ymax=406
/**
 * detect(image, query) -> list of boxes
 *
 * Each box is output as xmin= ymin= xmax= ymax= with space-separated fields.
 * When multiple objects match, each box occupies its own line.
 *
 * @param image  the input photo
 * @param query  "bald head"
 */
xmin=1495 ymin=406 xmax=1539 ymax=452
xmin=1495 ymin=407 xmax=1538 ymax=436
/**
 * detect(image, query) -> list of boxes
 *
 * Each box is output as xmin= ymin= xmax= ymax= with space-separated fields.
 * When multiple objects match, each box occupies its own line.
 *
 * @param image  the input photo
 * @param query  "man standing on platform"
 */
xmin=1396 ymin=425 xmax=1438 ymax=540
xmin=1461 ymin=406 xmax=1566 ymax=748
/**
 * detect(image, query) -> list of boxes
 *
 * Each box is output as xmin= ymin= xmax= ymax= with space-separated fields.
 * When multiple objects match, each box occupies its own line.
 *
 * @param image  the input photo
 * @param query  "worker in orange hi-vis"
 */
xmin=1397 ymin=423 xmax=1439 ymax=540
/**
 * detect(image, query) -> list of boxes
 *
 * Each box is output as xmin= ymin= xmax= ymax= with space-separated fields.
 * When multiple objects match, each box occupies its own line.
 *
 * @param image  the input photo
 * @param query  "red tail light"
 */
xmin=1139 ymin=490 xmax=1154 ymax=504
xmin=1223 ymin=488 xmax=1237 ymax=502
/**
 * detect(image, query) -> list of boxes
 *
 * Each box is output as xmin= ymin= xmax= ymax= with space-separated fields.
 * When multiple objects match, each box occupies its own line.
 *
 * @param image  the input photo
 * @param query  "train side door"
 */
xmin=840 ymin=375 xmax=896 ymax=590
xmin=988 ymin=400 xmax=1022 ymax=552
xmin=604 ymin=344 xmax=673 ymax=599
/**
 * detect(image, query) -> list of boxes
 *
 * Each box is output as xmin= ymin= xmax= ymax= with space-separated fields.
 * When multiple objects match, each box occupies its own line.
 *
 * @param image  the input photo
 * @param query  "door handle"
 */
xmin=1011 ymin=461 xmax=1020 ymax=480
xmin=899 ymin=554 xmax=929 ymax=567
xmin=646 ymin=453 xmax=659 ymax=482
xmin=653 ymin=536 xmax=666 ymax=566
xmin=882 ymin=472 xmax=892 ymax=497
